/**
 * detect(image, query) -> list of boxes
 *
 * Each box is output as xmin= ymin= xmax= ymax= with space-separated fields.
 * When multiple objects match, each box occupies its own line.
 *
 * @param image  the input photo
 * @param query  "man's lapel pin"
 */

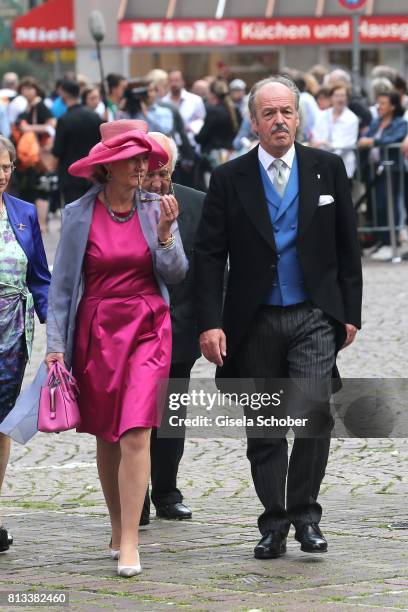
xmin=17 ymin=223 xmax=26 ymax=231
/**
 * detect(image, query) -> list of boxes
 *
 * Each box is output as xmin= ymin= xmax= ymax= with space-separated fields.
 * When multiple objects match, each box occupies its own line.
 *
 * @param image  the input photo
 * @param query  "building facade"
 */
xmin=13 ymin=0 xmax=408 ymax=87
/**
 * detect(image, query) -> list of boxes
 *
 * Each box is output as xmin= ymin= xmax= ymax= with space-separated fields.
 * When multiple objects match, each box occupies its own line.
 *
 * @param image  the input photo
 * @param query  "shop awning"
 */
xmin=12 ymin=0 xmax=75 ymax=49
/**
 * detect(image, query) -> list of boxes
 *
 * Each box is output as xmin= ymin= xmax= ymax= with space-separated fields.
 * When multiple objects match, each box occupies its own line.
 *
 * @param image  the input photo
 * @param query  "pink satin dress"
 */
xmin=73 ymin=198 xmax=171 ymax=442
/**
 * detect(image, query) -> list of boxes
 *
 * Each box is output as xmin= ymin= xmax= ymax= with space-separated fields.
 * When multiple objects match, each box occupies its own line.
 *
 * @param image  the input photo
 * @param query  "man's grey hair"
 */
xmin=149 ymin=131 xmax=179 ymax=173
xmin=371 ymin=65 xmax=397 ymax=84
xmin=0 ymin=135 xmax=16 ymax=162
xmin=371 ymin=77 xmax=394 ymax=101
xmin=248 ymin=76 xmax=300 ymax=119
xmin=2 ymin=72 xmax=18 ymax=90
xmin=168 ymin=137 xmax=179 ymax=173
xmin=324 ymin=69 xmax=352 ymax=86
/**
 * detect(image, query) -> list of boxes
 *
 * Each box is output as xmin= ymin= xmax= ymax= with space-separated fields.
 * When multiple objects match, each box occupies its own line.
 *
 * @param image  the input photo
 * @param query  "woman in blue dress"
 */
xmin=0 ymin=136 xmax=50 ymax=553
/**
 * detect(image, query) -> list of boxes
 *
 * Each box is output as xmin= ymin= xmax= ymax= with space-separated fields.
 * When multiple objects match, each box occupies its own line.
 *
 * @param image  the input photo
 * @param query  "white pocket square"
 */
xmin=318 ymin=195 xmax=334 ymax=206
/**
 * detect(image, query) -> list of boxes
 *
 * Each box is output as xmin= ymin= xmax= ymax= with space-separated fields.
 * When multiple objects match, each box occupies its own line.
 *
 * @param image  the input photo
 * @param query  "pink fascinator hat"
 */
xmin=69 ymin=119 xmax=168 ymax=179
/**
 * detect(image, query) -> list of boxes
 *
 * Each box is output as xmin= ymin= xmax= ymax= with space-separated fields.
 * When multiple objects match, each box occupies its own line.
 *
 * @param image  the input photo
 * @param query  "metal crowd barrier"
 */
xmin=329 ymin=143 xmax=406 ymax=263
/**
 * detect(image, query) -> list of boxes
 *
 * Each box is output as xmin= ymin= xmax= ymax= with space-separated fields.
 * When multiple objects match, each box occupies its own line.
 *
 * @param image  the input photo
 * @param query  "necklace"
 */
xmin=103 ymin=188 xmax=137 ymax=223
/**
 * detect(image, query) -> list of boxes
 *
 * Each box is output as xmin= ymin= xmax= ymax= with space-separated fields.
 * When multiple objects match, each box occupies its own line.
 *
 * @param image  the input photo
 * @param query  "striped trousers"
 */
xmin=236 ymin=302 xmax=336 ymax=535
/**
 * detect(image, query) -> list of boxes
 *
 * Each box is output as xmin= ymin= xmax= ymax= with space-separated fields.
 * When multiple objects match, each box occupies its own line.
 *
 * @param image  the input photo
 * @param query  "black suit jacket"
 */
xmin=52 ymin=104 xmax=103 ymax=191
xmin=169 ymin=183 xmax=205 ymax=363
xmin=194 ymin=142 xmax=363 ymax=380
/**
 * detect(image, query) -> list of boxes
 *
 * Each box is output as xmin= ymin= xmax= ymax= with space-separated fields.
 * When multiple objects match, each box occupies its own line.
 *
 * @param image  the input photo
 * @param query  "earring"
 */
xmin=106 ymin=170 xmax=112 ymax=181
xmin=137 ymin=170 xmax=143 ymax=197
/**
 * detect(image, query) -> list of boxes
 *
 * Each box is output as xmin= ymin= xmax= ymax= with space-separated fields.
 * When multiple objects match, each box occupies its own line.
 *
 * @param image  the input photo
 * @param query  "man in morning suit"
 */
xmin=194 ymin=76 xmax=362 ymax=558
xmin=141 ymin=132 xmax=204 ymax=523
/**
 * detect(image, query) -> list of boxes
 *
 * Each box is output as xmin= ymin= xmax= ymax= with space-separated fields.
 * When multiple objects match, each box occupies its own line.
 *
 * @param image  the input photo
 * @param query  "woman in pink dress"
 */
xmin=45 ymin=120 xmax=188 ymax=576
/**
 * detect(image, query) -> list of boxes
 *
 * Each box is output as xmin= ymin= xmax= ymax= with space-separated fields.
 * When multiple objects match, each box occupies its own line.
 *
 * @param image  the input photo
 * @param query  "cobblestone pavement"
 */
xmin=0 ymin=220 xmax=407 ymax=611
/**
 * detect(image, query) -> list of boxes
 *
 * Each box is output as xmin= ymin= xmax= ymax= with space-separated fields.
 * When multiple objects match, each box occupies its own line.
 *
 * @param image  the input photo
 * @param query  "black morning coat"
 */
xmin=194 ymin=142 xmax=363 ymax=384
xmin=170 ymin=183 xmax=205 ymax=364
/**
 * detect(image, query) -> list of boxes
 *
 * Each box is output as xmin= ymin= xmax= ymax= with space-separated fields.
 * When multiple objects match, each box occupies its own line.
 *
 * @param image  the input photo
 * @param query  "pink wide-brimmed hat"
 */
xmin=69 ymin=119 xmax=167 ymax=179
xmin=100 ymin=119 xmax=147 ymax=140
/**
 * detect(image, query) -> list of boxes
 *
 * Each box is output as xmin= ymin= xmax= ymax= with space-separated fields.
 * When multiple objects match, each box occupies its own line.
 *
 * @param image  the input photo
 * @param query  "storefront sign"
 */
xmin=119 ymin=19 xmax=239 ymax=47
xmin=12 ymin=0 xmax=75 ymax=49
xmin=119 ymin=16 xmax=408 ymax=47
xmin=119 ymin=18 xmax=353 ymax=46
xmin=360 ymin=16 xmax=408 ymax=42
xmin=239 ymin=18 xmax=352 ymax=45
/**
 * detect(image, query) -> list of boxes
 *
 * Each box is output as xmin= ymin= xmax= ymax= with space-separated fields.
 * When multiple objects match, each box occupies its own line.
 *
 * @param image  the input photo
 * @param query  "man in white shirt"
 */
xmin=311 ymin=84 xmax=359 ymax=179
xmin=163 ymin=69 xmax=206 ymax=145
xmin=0 ymin=72 xmax=27 ymax=125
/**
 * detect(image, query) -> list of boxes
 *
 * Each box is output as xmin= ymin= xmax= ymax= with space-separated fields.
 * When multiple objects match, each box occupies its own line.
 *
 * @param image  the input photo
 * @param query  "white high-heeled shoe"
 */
xmin=117 ymin=550 xmax=142 ymax=577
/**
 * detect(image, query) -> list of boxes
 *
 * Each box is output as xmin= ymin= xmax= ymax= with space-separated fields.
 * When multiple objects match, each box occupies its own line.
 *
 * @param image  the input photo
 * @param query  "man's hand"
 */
xmin=341 ymin=324 xmax=358 ymax=349
xmin=199 ymin=329 xmax=227 ymax=366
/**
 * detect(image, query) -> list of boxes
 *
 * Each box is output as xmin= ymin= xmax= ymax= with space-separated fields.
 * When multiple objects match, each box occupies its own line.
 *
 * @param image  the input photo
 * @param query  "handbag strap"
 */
xmin=55 ymin=362 xmax=79 ymax=397
xmin=45 ymin=362 xmax=59 ymax=386
xmin=45 ymin=362 xmax=79 ymax=397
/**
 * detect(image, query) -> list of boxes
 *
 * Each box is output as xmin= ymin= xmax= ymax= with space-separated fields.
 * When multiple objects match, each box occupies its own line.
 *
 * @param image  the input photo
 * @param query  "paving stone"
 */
xmin=0 ymin=223 xmax=407 ymax=609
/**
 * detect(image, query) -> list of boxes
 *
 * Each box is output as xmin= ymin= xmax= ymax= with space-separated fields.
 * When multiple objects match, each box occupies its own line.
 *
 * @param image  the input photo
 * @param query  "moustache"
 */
xmin=271 ymin=124 xmax=290 ymax=134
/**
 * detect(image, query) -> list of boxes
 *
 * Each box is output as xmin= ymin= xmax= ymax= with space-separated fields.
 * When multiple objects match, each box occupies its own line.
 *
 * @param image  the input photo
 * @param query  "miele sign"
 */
xmin=12 ymin=0 xmax=75 ymax=49
xmin=119 ymin=20 xmax=239 ymax=46
xmin=14 ymin=27 xmax=75 ymax=45
xmin=119 ymin=16 xmax=408 ymax=47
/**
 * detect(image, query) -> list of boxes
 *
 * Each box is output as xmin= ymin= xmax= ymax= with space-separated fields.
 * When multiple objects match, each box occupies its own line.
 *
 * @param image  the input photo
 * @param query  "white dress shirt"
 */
xmin=163 ymin=88 xmax=206 ymax=142
xmin=258 ymin=144 xmax=296 ymax=191
xmin=312 ymin=107 xmax=359 ymax=178
xmin=7 ymin=94 xmax=27 ymax=124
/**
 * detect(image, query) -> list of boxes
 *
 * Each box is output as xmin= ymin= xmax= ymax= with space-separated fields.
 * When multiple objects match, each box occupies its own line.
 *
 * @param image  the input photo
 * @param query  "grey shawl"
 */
xmin=1 ymin=185 xmax=188 ymax=444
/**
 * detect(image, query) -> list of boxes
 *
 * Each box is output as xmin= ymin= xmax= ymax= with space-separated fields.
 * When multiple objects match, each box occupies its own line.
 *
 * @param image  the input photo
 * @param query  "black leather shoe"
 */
xmin=295 ymin=523 xmax=327 ymax=553
xmin=156 ymin=502 xmax=192 ymax=520
xmin=254 ymin=532 xmax=287 ymax=559
xmin=0 ymin=527 xmax=12 ymax=553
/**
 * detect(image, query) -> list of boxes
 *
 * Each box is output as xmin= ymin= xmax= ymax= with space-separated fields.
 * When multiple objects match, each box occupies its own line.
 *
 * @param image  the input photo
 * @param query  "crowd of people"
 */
xmin=0 ymin=64 xmax=407 ymax=259
xmin=0 ymin=61 xmax=402 ymax=577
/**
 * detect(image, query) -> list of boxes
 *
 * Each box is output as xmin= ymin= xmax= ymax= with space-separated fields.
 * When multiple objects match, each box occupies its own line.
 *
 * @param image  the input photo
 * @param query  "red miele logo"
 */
xmin=12 ymin=0 xmax=74 ymax=49
xmin=119 ymin=20 xmax=239 ymax=46
xmin=15 ymin=26 xmax=75 ymax=44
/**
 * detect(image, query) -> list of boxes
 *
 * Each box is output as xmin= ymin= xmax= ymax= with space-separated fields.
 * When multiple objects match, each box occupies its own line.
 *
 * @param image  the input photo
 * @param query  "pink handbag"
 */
xmin=38 ymin=362 xmax=81 ymax=433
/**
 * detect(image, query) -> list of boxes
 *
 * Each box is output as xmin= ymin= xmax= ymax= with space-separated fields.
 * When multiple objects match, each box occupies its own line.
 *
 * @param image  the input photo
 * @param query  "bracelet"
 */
xmin=158 ymin=233 xmax=175 ymax=249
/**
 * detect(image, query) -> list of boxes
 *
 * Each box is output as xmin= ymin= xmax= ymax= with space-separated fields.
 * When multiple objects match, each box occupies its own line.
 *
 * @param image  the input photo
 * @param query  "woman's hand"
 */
xmin=45 ymin=352 xmax=65 ymax=370
xmin=157 ymin=195 xmax=179 ymax=242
